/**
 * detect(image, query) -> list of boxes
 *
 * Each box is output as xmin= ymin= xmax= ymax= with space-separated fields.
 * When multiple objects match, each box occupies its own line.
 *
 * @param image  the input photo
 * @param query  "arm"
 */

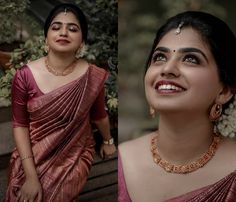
xmin=94 ymin=116 xmax=116 ymax=159
xmin=14 ymin=127 xmax=43 ymax=202
xmin=11 ymin=69 xmax=42 ymax=201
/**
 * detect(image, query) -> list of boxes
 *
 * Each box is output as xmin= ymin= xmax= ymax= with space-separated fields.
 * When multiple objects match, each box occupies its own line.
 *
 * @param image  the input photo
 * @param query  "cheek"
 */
xmin=189 ymin=69 xmax=222 ymax=105
xmin=144 ymin=67 xmax=157 ymax=104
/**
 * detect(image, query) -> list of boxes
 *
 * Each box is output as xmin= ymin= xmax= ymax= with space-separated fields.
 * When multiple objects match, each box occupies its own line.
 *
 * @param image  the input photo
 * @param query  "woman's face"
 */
xmin=46 ymin=11 xmax=82 ymax=54
xmin=145 ymin=27 xmax=224 ymax=114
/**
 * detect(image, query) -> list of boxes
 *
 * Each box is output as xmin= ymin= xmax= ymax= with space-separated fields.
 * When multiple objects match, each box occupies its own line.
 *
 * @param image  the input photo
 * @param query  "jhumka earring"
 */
xmin=150 ymin=106 xmax=156 ymax=119
xmin=209 ymin=103 xmax=222 ymax=121
xmin=44 ymin=43 xmax=49 ymax=54
xmin=75 ymin=43 xmax=87 ymax=59
xmin=175 ymin=21 xmax=184 ymax=35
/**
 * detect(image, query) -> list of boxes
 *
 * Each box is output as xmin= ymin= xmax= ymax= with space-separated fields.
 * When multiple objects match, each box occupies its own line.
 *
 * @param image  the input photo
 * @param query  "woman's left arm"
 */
xmin=94 ymin=116 xmax=116 ymax=159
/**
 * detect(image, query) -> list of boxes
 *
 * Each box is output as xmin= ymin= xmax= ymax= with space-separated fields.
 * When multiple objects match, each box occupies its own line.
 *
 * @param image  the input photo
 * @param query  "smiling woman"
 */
xmin=5 ymin=3 xmax=116 ymax=201
xmin=119 ymin=11 xmax=236 ymax=202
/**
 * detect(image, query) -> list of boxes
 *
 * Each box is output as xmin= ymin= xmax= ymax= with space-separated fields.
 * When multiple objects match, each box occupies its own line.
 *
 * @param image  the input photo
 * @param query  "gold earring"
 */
xmin=209 ymin=103 xmax=222 ymax=121
xmin=150 ymin=106 xmax=156 ymax=118
xmin=44 ymin=41 xmax=49 ymax=54
xmin=75 ymin=43 xmax=86 ymax=59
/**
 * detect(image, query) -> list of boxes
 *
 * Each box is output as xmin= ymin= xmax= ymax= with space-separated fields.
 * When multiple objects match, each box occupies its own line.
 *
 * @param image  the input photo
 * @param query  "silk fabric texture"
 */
xmin=118 ymin=153 xmax=236 ymax=202
xmin=6 ymin=65 xmax=108 ymax=201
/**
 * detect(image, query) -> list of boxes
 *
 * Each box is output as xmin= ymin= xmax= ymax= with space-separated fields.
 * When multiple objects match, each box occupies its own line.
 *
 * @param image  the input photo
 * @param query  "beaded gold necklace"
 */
xmin=151 ymin=133 xmax=222 ymax=174
xmin=45 ymin=57 xmax=77 ymax=76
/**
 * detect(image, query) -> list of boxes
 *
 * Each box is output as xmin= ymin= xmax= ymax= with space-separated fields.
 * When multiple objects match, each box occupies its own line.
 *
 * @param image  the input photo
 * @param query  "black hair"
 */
xmin=145 ymin=11 xmax=236 ymax=89
xmin=44 ymin=3 xmax=88 ymax=42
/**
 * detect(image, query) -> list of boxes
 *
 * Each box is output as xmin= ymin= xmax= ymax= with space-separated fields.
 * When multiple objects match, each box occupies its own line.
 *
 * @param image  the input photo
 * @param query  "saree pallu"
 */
xmin=6 ymin=65 xmax=108 ymax=201
xmin=166 ymin=170 xmax=236 ymax=202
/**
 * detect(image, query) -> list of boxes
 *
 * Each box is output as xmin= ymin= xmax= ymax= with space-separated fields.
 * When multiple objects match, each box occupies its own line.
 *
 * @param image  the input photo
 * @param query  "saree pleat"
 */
xmin=167 ymin=170 xmax=236 ymax=202
xmin=6 ymin=65 xmax=108 ymax=201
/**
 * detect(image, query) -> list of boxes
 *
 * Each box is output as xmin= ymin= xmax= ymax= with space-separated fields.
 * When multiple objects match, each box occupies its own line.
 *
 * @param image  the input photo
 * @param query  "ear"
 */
xmin=216 ymin=86 xmax=233 ymax=104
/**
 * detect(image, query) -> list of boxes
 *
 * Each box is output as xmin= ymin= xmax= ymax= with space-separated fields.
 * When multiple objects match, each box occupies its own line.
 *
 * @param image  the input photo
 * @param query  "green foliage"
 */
xmin=75 ymin=0 xmax=118 ymax=123
xmin=0 ymin=0 xmax=30 ymax=43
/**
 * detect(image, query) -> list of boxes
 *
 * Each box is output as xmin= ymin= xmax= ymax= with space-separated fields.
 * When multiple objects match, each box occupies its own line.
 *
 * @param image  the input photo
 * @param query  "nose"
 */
xmin=160 ymin=59 xmax=180 ymax=78
xmin=60 ymin=26 xmax=68 ymax=37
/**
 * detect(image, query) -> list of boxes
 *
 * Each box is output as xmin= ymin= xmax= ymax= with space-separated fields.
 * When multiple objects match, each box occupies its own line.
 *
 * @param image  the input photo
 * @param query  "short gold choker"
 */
xmin=151 ymin=133 xmax=222 ymax=174
xmin=45 ymin=57 xmax=77 ymax=76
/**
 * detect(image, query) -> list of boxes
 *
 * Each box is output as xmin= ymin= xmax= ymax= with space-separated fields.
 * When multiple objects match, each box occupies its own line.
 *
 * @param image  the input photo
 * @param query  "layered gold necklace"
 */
xmin=45 ymin=57 xmax=77 ymax=76
xmin=151 ymin=133 xmax=222 ymax=174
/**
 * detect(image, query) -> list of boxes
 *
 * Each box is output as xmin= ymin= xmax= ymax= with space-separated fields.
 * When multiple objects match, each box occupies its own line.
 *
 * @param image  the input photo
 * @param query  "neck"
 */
xmin=47 ymin=52 xmax=76 ymax=71
xmin=157 ymin=112 xmax=214 ymax=164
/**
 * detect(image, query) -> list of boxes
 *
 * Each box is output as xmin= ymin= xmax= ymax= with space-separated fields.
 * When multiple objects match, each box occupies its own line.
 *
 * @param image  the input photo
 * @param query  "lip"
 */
xmin=155 ymin=80 xmax=186 ymax=94
xmin=56 ymin=39 xmax=70 ymax=43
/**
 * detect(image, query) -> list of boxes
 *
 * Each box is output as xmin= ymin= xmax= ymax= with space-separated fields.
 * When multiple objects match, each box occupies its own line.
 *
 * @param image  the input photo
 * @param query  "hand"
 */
xmin=100 ymin=144 xmax=116 ymax=159
xmin=17 ymin=178 xmax=43 ymax=202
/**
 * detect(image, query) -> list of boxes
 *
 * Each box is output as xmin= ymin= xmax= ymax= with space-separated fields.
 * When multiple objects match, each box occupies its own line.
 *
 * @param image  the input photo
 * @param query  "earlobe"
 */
xmin=217 ymin=86 xmax=233 ymax=104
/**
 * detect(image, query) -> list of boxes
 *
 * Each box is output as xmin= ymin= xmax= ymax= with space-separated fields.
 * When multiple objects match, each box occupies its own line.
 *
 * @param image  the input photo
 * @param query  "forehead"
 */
xmin=51 ymin=12 xmax=80 ymax=24
xmin=157 ymin=27 xmax=210 ymax=52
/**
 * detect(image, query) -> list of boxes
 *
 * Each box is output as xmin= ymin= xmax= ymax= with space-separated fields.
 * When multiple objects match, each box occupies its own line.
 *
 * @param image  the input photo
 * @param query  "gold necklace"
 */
xmin=45 ymin=57 xmax=77 ymax=76
xmin=151 ymin=133 xmax=222 ymax=174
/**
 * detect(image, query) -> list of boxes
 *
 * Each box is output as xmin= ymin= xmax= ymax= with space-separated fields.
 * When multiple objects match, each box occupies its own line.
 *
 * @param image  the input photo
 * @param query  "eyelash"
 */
xmin=51 ymin=26 xmax=79 ymax=32
xmin=152 ymin=53 xmax=201 ymax=65
xmin=152 ymin=53 xmax=166 ymax=63
xmin=183 ymin=54 xmax=200 ymax=64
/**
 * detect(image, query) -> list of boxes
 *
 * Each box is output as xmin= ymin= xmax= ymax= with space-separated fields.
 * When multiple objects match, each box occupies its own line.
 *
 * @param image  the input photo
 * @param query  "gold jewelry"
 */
xmin=45 ymin=57 xmax=77 ymax=76
xmin=75 ymin=43 xmax=86 ymax=59
xmin=209 ymin=103 xmax=222 ymax=122
xmin=151 ymin=133 xmax=222 ymax=174
xmin=149 ymin=106 xmax=156 ymax=118
xmin=21 ymin=155 xmax=34 ymax=161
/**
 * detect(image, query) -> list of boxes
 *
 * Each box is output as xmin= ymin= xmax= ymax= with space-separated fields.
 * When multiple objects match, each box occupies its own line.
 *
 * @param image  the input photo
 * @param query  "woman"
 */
xmin=119 ymin=11 xmax=236 ymax=202
xmin=6 ymin=3 xmax=116 ymax=201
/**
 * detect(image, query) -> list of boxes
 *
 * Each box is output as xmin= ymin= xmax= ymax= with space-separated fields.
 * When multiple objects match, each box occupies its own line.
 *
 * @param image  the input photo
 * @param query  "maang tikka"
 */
xmin=64 ymin=8 xmax=67 ymax=15
xmin=175 ymin=21 xmax=184 ymax=35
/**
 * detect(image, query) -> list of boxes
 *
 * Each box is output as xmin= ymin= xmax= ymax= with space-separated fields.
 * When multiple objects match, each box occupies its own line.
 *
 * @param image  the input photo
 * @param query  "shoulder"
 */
xmin=119 ymin=132 xmax=155 ymax=167
xmin=214 ymin=136 xmax=236 ymax=172
xmin=27 ymin=57 xmax=44 ymax=72
xmin=89 ymin=63 xmax=107 ymax=75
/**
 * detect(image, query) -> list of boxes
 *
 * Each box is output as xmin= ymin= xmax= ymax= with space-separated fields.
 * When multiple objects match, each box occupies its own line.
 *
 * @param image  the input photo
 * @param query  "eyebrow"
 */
xmin=154 ymin=46 xmax=208 ymax=63
xmin=50 ymin=21 xmax=80 ymax=28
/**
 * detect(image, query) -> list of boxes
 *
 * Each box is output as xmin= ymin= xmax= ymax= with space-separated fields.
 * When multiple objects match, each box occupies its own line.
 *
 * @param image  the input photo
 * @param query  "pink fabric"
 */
xmin=12 ymin=65 xmax=107 ymax=128
xmin=118 ymin=152 xmax=132 ymax=202
xmin=119 ymin=151 xmax=236 ymax=202
xmin=6 ymin=65 xmax=108 ymax=201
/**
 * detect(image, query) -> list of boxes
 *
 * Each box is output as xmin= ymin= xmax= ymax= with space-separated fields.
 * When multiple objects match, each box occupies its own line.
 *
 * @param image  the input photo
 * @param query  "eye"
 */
xmin=68 ymin=25 xmax=79 ymax=32
xmin=51 ymin=24 xmax=61 ymax=31
xmin=183 ymin=54 xmax=200 ymax=64
xmin=152 ymin=53 xmax=167 ymax=63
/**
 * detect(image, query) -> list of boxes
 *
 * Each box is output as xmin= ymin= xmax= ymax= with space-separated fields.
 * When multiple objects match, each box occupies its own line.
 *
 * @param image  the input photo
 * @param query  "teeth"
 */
xmin=158 ymin=84 xmax=182 ymax=91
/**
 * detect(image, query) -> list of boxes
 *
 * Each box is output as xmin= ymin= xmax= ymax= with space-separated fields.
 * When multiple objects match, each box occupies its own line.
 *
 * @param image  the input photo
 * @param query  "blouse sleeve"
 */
xmin=90 ymin=87 xmax=108 ymax=121
xmin=118 ymin=152 xmax=132 ymax=202
xmin=11 ymin=68 xmax=30 ymax=128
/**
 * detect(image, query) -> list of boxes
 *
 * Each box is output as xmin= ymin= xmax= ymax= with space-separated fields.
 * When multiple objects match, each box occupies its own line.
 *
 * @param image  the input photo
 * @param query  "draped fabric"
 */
xmin=6 ymin=65 xmax=108 ymax=201
xmin=118 ymin=153 xmax=236 ymax=202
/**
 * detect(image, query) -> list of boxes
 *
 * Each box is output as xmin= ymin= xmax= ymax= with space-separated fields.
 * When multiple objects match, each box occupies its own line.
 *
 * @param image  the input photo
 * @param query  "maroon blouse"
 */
xmin=12 ymin=65 xmax=107 ymax=128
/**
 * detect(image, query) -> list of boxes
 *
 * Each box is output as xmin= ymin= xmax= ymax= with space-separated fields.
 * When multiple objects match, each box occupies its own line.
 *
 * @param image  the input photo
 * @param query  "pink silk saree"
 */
xmin=6 ymin=65 xmax=108 ymax=201
xmin=118 ymin=153 xmax=236 ymax=202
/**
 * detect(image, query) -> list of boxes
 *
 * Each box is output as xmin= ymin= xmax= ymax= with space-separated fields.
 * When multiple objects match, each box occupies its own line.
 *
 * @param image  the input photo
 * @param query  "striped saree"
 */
xmin=6 ymin=65 xmax=108 ymax=201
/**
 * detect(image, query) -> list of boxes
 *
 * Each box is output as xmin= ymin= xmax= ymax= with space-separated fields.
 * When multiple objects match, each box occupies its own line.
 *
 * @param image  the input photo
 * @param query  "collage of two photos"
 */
xmin=1 ymin=0 xmax=236 ymax=201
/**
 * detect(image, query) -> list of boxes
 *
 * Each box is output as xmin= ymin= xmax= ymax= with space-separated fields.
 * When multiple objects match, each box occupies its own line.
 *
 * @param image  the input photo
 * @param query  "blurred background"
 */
xmin=119 ymin=0 xmax=236 ymax=143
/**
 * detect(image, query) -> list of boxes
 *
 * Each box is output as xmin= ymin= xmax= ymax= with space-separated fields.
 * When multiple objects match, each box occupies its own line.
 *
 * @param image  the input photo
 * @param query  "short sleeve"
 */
xmin=90 ymin=87 xmax=107 ymax=121
xmin=11 ymin=68 xmax=30 ymax=128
